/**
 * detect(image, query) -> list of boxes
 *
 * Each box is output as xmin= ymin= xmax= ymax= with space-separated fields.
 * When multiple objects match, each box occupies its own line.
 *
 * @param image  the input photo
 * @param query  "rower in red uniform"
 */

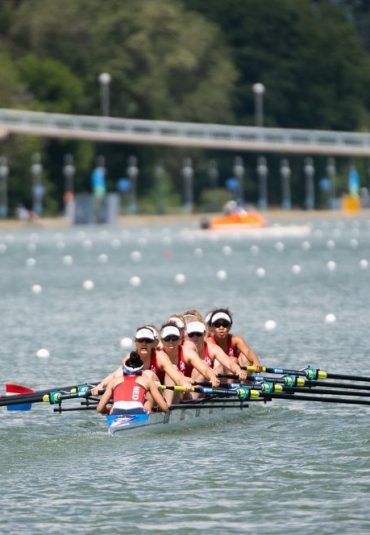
xmin=185 ymin=320 xmax=247 ymax=382
xmin=207 ymin=308 xmax=262 ymax=370
xmin=92 ymin=325 xmax=190 ymax=398
xmin=96 ymin=351 xmax=169 ymax=415
xmin=157 ymin=321 xmax=220 ymax=404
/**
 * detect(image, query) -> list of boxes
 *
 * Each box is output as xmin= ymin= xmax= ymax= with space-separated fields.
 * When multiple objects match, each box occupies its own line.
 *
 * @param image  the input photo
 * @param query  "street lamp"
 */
xmin=63 ymin=154 xmax=75 ymax=221
xmin=154 ymin=163 xmax=166 ymax=214
xmin=326 ymin=157 xmax=336 ymax=209
xmin=233 ymin=156 xmax=245 ymax=205
xmin=0 ymin=156 xmax=9 ymax=219
xmin=257 ymin=156 xmax=268 ymax=210
xmin=127 ymin=156 xmax=139 ymax=214
xmin=252 ymin=82 xmax=265 ymax=127
xmin=208 ymin=160 xmax=219 ymax=189
xmin=31 ymin=153 xmax=44 ymax=216
xmin=280 ymin=158 xmax=291 ymax=210
xmin=98 ymin=72 xmax=111 ymax=116
xmin=182 ymin=157 xmax=194 ymax=213
xmin=303 ymin=157 xmax=315 ymax=210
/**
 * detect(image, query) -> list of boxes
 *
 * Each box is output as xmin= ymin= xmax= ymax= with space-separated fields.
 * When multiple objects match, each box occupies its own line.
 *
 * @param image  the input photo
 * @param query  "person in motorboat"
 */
xmin=96 ymin=351 xmax=169 ymax=415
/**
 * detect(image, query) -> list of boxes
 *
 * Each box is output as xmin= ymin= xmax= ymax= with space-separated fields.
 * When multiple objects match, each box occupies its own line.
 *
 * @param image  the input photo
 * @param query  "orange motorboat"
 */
xmin=201 ymin=207 xmax=267 ymax=230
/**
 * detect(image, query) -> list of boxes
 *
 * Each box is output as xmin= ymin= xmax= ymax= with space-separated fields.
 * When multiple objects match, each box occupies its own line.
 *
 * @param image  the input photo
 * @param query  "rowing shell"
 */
xmin=106 ymin=399 xmax=269 ymax=435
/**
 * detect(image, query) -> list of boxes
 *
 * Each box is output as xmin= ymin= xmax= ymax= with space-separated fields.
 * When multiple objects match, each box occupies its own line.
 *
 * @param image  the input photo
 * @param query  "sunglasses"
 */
xmin=163 ymin=335 xmax=180 ymax=342
xmin=213 ymin=320 xmax=231 ymax=328
xmin=188 ymin=332 xmax=204 ymax=338
xmin=136 ymin=338 xmax=154 ymax=344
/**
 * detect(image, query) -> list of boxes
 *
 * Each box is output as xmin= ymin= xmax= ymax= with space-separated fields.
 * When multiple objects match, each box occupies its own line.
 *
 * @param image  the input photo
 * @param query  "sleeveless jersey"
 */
xmin=209 ymin=334 xmax=240 ymax=358
xmin=203 ymin=342 xmax=214 ymax=369
xmin=177 ymin=346 xmax=193 ymax=377
xmin=149 ymin=349 xmax=165 ymax=384
xmin=112 ymin=375 xmax=146 ymax=411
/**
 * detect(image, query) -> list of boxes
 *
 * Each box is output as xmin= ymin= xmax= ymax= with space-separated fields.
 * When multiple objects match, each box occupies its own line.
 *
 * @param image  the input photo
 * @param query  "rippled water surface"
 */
xmin=1 ymin=216 xmax=370 ymax=534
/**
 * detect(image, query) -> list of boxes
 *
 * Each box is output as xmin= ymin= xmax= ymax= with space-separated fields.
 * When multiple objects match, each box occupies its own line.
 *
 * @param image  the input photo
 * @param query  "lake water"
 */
xmin=1 ymin=216 xmax=370 ymax=534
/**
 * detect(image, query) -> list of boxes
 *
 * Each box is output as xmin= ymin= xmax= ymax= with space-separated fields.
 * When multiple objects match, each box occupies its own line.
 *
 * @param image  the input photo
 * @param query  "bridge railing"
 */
xmin=1 ymin=108 xmax=370 ymax=155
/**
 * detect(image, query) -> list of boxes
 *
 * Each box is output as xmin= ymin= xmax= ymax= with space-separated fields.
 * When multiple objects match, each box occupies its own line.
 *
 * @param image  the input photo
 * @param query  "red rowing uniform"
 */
xmin=177 ymin=346 xmax=193 ymax=377
xmin=149 ymin=349 xmax=165 ymax=384
xmin=113 ymin=375 xmax=146 ymax=405
xmin=209 ymin=334 xmax=240 ymax=358
xmin=203 ymin=342 xmax=214 ymax=368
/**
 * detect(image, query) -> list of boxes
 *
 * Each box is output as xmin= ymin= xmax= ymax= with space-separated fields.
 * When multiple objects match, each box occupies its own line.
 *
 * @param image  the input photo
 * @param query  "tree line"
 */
xmin=1 ymin=0 xmax=370 ymax=214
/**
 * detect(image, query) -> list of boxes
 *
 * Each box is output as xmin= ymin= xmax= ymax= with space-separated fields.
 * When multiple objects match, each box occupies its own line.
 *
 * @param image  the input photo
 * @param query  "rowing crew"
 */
xmin=96 ymin=308 xmax=262 ymax=416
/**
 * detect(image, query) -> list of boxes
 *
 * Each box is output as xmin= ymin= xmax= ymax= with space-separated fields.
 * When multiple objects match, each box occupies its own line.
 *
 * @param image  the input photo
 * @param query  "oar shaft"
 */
xmin=265 ymin=393 xmax=370 ymax=406
xmin=327 ymin=372 xmax=370 ymax=382
xmin=285 ymin=387 xmax=370 ymax=397
xmin=0 ymin=382 xmax=98 ymax=407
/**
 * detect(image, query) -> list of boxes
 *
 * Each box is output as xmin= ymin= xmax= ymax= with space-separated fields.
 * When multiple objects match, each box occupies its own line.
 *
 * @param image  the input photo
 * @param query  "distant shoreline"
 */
xmin=0 ymin=208 xmax=369 ymax=231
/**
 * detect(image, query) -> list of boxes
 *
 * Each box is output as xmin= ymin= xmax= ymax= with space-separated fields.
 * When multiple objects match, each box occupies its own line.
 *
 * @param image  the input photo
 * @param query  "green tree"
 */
xmin=183 ymin=0 xmax=370 ymax=130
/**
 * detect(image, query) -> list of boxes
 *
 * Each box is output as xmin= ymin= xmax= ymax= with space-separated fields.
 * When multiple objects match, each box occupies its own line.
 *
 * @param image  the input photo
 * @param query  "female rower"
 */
xmin=96 ymin=351 xmax=169 ymax=415
xmin=185 ymin=320 xmax=247 ymax=383
xmin=92 ymin=325 xmax=190 ymax=396
xmin=158 ymin=321 xmax=220 ymax=403
xmin=207 ymin=308 xmax=262 ymax=371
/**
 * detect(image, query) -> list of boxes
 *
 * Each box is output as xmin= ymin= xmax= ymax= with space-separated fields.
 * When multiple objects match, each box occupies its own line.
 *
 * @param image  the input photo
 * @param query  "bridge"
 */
xmin=1 ymin=108 xmax=370 ymax=156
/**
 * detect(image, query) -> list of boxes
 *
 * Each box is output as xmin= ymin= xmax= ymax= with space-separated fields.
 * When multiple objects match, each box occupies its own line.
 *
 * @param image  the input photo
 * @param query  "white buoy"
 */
xmin=250 ymin=245 xmax=259 ymax=255
xmin=326 ymin=240 xmax=336 ymax=250
xmin=291 ymin=264 xmax=302 ymax=275
xmin=0 ymin=243 xmax=7 ymax=253
xmin=111 ymin=239 xmax=121 ymax=249
xmin=138 ymin=237 xmax=148 ymax=246
xmin=174 ymin=273 xmax=186 ymax=285
xmin=56 ymin=241 xmax=66 ymax=251
xmin=163 ymin=236 xmax=172 ymax=245
xmin=264 ymin=320 xmax=277 ymax=331
xmin=256 ymin=267 xmax=266 ymax=278
xmin=130 ymin=275 xmax=141 ymax=287
xmin=27 ymin=242 xmax=37 ymax=253
xmin=327 ymin=260 xmax=337 ymax=272
xmin=350 ymin=238 xmax=358 ymax=249
xmin=31 ymin=284 xmax=42 ymax=294
xmin=63 ymin=255 xmax=73 ymax=266
xmin=82 ymin=239 xmax=93 ymax=250
xmin=325 ymin=313 xmax=336 ymax=324
xmin=222 ymin=245 xmax=232 ymax=256
xmin=98 ymin=253 xmax=108 ymax=264
xmin=82 ymin=280 xmax=94 ymax=290
xmin=120 ymin=337 xmax=133 ymax=350
xmin=275 ymin=241 xmax=285 ymax=252
xmin=26 ymin=258 xmax=36 ymax=268
xmin=301 ymin=241 xmax=311 ymax=251
xmin=130 ymin=251 xmax=142 ymax=262
xmin=36 ymin=348 xmax=50 ymax=359
xmin=194 ymin=248 xmax=203 ymax=257
xmin=216 ymin=270 xmax=227 ymax=281
xmin=359 ymin=259 xmax=369 ymax=270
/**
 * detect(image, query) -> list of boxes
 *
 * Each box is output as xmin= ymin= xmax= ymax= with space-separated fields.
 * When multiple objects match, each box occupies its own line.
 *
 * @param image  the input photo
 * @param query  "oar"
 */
xmin=0 ymin=382 xmax=98 ymax=408
xmin=4 ymin=384 xmax=36 ymax=411
xmin=159 ymin=384 xmax=261 ymax=400
xmin=246 ymin=365 xmax=370 ymax=383
xmin=259 ymin=392 xmax=370 ymax=406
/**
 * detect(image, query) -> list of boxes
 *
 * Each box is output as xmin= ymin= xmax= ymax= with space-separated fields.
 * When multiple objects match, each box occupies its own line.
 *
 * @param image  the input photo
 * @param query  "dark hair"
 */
xmin=126 ymin=351 xmax=143 ymax=369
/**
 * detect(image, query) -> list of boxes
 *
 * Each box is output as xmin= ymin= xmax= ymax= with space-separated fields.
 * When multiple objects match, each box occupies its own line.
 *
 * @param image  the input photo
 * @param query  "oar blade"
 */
xmin=6 ymin=383 xmax=35 ymax=395
xmin=4 ymin=384 xmax=35 ymax=410
xmin=7 ymin=403 xmax=32 ymax=411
